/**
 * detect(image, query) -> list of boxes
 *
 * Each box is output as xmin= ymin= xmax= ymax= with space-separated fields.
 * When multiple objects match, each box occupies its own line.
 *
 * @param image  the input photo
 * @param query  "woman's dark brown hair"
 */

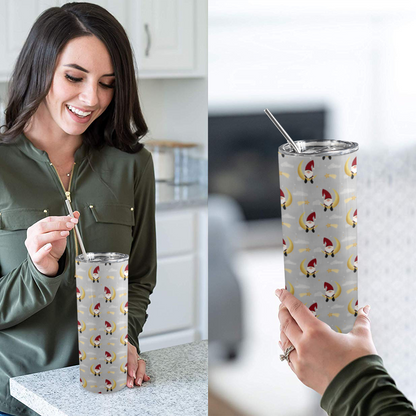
xmin=0 ymin=2 xmax=147 ymax=154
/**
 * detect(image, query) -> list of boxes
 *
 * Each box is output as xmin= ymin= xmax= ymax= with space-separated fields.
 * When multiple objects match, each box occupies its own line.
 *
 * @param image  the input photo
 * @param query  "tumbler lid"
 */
xmin=279 ymin=140 xmax=358 ymax=157
xmin=75 ymin=252 xmax=129 ymax=263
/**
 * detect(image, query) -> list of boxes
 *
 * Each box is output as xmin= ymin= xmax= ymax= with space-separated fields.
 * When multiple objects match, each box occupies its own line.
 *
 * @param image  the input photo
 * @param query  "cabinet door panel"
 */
xmin=141 ymin=255 xmax=195 ymax=337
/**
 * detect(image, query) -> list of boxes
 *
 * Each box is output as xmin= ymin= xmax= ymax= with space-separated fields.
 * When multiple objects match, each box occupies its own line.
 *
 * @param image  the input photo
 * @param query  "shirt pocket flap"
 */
xmin=0 ymin=208 xmax=48 ymax=230
xmin=89 ymin=204 xmax=134 ymax=227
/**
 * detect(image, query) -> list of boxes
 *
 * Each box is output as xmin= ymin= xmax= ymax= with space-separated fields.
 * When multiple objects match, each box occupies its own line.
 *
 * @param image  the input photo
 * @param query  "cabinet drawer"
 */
xmin=156 ymin=211 xmax=195 ymax=256
xmin=141 ymin=255 xmax=195 ymax=337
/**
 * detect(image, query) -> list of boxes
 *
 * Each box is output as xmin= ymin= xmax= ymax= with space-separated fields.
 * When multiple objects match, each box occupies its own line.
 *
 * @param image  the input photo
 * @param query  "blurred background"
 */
xmin=208 ymin=1 xmax=416 ymax=415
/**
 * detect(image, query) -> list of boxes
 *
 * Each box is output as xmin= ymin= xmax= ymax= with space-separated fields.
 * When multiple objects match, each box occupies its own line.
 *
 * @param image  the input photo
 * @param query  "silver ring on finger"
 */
xmin=137 ymin=356 xmax=145 ymax=363
xmin=280 ymin=345 xmax=295 ymax=363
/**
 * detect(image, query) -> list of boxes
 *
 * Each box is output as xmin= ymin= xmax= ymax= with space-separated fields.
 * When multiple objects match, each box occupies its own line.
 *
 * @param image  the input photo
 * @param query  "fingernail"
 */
xmin=275 ymin=289 xmax=282 ymax=298
xmin=71 ymin=218 xmax=78 ymax=223
xmin=138 ymin=377 xmax=142 ymax=386
xmin=363 ymin=305 xmax=370 ymax=315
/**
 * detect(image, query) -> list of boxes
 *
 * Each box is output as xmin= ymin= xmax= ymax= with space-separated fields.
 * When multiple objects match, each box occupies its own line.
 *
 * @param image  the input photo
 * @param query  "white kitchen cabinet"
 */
xmin=0 ymin=0 xmax=207 ymax=81
xmin=139 ymin=206 xmax=207 ymax=352
xmin=135 ymin=0 xmax=194 ymax=73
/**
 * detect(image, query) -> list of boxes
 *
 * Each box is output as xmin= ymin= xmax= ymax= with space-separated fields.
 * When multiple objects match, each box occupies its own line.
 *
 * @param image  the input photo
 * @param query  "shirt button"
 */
xmin=131 ymin=207 xmax=134 ymax=211
xmin=43 ymin=209 xmax=48 ymax=213
xmin=89 ymin=205 xmax=94 ymax=208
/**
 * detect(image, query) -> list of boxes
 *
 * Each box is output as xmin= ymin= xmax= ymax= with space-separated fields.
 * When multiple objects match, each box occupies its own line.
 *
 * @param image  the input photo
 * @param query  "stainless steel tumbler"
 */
xmin=278 ymin=140 xmax=359 ymax=333
xmin=75 ymin=252 xmax=129 ymax=393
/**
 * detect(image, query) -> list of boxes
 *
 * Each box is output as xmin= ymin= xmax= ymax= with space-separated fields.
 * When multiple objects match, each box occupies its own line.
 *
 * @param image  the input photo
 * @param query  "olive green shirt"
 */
xmin=0 ymin=133 xmax=157 ymax=416
xmin=321 ymin=355 xmax=416 ymax=415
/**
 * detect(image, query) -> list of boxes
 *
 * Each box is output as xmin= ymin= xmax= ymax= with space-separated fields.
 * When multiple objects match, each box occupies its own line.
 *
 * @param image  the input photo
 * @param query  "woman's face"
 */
xmin=43 ymin=35 xmax=115 ymax=136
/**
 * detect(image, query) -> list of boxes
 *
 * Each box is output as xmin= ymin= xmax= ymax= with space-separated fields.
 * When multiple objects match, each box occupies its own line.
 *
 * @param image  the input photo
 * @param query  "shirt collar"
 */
xmin=14 ymin=132 xmax=90 ymax=163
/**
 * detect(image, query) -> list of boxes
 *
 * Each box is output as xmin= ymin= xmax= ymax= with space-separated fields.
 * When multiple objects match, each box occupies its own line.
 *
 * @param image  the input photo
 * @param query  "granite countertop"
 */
xmin=10 ymin=340 xmax=208 ymax=416
xmin=155 ymin=182 xmax=207 ymax=211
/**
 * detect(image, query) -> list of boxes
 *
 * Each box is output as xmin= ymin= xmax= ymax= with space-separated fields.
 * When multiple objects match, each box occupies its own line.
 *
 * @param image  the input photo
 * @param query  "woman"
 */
xmin=276 ymin=289 xmax=416 ymax=415
xmin=0 ymin=3 xmax=156 ymax=414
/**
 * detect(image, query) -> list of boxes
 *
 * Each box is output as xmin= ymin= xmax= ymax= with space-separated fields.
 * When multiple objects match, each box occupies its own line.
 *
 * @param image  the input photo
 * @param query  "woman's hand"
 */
xmin=126 ymin=341 xmax=150 ymax=388
xmin=276 ymin=288 xmax=377 ymax=396
xmin=25 ymin=211 xmax=80 ymax=277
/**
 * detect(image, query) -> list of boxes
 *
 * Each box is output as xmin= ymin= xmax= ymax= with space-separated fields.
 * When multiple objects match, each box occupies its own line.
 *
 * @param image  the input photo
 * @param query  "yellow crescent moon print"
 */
xmin=112 ymin=321 xmax=117 ymax=332
xmin=332 ymin=189 xmax=339 ymax=208
xmin=90 ymin=364 xmax=98 ymax=375
xmin=287 ymin=281 xmax=294 ymax=295
xmin=111 ymin=287 xmax=116 ymax=302
xmin=119 ymin=265 xmax=127 ymax=279
xmin=90 ymin=336 xmax=98 ymax=347
xmin=347 ymin=254 xmax=355 ymax=271
xmin=80 ymin=287 xmax=85 ymax=300
xmin=120 ymin=302 xmax=127 ymax=314
xmin=298 ymin=161 xmax=305 ymax=180
xmin=89 ymin=304 xmax=94 ymax=316
xmin=299 ymin=212 xmax=306 ymax=230
xmin=334 ymin=238 xmax=341 ymax=255
xmin=335 ymin=326 xmax=342 ymax=333
xmin=286 ymin=236 xmax=294 ymax=254
xmin=348 ymin=298 xmax=356 ymax=315
xmin=344 ymin=157 xmax=352 ymax=177
xmin=346 ymin=208 xmax=354 ymax=226
xmin=80 ymin=350 xmax=86 ymax=361
xmin=285 ymin=187 xmax=292 ymax=208
xmin=79 ymin=321 xmax=86 ymax=333
xmin=81 ymin=378 xmax=87 ymax=388
xmin=334 ymin=281 xmax=342 ymax=298
xmin=120 ymin=334 xmax=127 ymax=345
xmin=88 ymin=266 xmax=96 ymax=282
xmin=300 ymin=259 xmax=307 ymax=275
xmin=120 ymin=363 xmax=127 ymax=373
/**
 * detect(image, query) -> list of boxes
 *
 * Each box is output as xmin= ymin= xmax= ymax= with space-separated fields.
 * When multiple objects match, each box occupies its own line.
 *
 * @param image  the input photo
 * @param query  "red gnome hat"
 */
xmin=94 ymin=303 xmax=100 ymax=309
xmin=95 ymin=364 xmax=101 ymax=370
xmin=125 ymin=265 xmax=128 ymax=272
xmin=93 ymin=266 xmax=99 ymax=274
xmin=104 ymin=286 xmax=111 ymax=295
xmin=283 ymin=239 xmax=286 ymax=245
xmin=322 ymin=189 xmax=332 ymax=199
xmin=105 ymin=351 xmax=112 ymax=358
xmin=95 ymin=335 xmax=101 ymax=342
xmin=76 ymin=287 xmax=80 ymax=294
xmin=355 ymin=256 xmax=358 ymax=262
xmin=324 ymin=282 xmax=334 ymax=291
xmin=323 ymin=237 xmax=333 ymax=247
xmin=306 ymin=212 xmax=316 ymax=222
xmin=355 ymin=300 xmax=358 ymax=307
xmin=309 ymin=303 xmax=318 ymax=312
xmin=354 ymin=209 xmax=357 ymax=216
xmin=305 ymin=160 xmax=314 ymax=171
xmin=105 ymin=379 xmax=112 ymax=385
xmin=280 ymin=189 xmax=285 ymax=198
xmin=105 ymin=321 xmax=111 ymax=327
xmin=308 ymin=258 xmax=317 ymax=268
xmin=352 ymin=157 xmax=357 ymax=167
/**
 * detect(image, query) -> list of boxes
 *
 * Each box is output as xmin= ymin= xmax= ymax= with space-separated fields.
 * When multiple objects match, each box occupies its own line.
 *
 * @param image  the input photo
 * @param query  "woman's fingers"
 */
xmin=135 ymin=360 xmax=146 ymax=386
xmin=276 ymin=289 xmax=317 ymax=332
xmin=278 ymin=303 xmax=303 ymax=348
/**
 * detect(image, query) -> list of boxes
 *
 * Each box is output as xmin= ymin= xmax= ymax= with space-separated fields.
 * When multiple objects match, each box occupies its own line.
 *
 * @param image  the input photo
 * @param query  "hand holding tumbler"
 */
xmin=278 ymin=140 xmax=359 ymax=333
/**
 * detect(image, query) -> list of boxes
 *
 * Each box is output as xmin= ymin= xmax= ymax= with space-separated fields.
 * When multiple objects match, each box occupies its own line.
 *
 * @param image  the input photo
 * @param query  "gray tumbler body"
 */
xmin=76 ymin=252 xmax=129 ymax=393
xmin=278 ymin=140 xmax=359 ymax=333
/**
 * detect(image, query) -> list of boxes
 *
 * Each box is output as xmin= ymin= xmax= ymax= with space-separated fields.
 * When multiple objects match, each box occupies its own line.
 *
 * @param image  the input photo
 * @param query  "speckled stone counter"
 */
xmin=10 ymin=341 xmax=207 ymax=416
xmin=155 ymin=183 xmax=207 ymax=210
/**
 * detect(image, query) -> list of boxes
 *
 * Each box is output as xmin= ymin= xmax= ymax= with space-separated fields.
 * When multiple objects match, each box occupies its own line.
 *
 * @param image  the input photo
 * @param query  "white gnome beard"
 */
xmin=353 ymin=216 xmax=357 ymax=223
xmin=326 ymin=290 xmax=335 ymax=296
xmin=325 ymin=246 xmax=334 ymax=253
xmin=351 ymin=165 xmax=357 ymax=174
xmin=324 ymin=199 xmax=332 ymax=206
xmin=304 ymin=170 xmax=313 ymax=178
xmin=283 ymin=244 xmax=287 ymax=251
xmin=354 ymin=261 xmax=358 ymax=268
xmin=307 ymin=267 xmax=315 ymax=273
xmin=306 ymin=221 xmax=314 ymax=228
xmin=281 ymin=197 xmax=286 ymax=204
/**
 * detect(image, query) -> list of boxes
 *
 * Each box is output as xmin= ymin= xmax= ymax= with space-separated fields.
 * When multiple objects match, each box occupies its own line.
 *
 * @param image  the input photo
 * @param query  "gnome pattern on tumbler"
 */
xmin=76 ymin=257 xmax=129 ymax=393
xmin=279 ymin=150 xmax=358 ymax=333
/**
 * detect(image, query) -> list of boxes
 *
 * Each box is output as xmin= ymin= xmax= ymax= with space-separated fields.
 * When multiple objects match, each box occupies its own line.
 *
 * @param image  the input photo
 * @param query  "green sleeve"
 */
xmin=321 ymin=355 xmax=416 ymax=416
xmin=0 ymin=248 xmax=69 ymax=330
xmin=127 ymin=152 xmax=157 ymax=354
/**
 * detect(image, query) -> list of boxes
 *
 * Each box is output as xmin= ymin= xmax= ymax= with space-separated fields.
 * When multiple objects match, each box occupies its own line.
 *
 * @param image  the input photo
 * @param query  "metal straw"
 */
xmin=64 ymin=199 xmax=90 ymax=260
xmin=264 ymin=108 xmax=301 ymax=153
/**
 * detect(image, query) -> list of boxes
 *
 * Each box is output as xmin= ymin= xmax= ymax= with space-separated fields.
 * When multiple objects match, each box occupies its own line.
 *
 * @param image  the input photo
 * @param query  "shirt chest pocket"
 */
xmin=0 ymin=208 xmax=49 ymax=231
xmin=86 ymin=204 xmax=135 ymax=255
